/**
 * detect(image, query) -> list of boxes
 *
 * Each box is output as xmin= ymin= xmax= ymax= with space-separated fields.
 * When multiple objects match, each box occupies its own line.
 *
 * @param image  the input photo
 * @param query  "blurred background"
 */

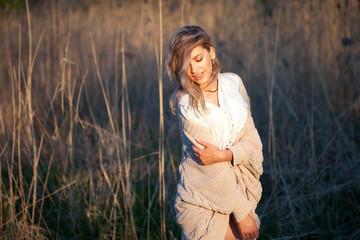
xmin=0 ymin=0 xmax=359 ymax=239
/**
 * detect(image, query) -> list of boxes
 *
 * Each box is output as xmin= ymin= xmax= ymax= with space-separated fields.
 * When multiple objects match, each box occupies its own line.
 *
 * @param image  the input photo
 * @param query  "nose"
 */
xmin=190 ymin=63 xmax=198 ymax=74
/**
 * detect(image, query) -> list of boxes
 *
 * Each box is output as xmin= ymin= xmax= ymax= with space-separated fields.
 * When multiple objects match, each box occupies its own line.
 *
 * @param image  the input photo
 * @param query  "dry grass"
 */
xmin=0 ymin=0 xmax=359 ymax=239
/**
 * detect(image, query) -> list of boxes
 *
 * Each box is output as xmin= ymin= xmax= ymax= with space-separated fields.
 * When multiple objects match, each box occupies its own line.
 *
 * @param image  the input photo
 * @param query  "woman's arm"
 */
xmin=237 ymin=214 xmax=259 ymax=240
xmin=227 ymin=72 xmax=263 ymax=167
xmin=192 ymin=115 xmax=262 ymax=168
xmin=227 ymin=114 xmax=263 ymax=167
xmin=177 ymin=99 xmax=261 ymax=219
xmin=192 ymin=139 xmax=233 ymax=165
xmin=179 ymin=121 xmax=255 ymax=218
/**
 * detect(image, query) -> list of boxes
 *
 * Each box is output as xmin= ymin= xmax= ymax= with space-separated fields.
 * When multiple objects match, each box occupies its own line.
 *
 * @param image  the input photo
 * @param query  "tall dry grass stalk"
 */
xmin=157 ymin=0 xmax=166 ymax=238
xmin=25 ymin=0 xmax=40 ymax=237
xmin=267 ymin=5 xmax=282 ymax=231
xmin=0 ymin=0 xmax=359 ymax=239
xmin=90 ymin=28 xmax=138 ymax=239
xmin=120 ymin=20 xmax=137 ymax=239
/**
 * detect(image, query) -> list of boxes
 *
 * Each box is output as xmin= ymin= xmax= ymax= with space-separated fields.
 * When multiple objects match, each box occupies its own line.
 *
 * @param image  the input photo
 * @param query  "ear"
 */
xmin=210 ymin=47 xmax=216 ymax=60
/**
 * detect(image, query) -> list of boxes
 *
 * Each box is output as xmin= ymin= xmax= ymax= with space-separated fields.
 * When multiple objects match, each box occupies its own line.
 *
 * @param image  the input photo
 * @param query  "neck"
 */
xmin=201 ymin=80 xmax=218 ymax=93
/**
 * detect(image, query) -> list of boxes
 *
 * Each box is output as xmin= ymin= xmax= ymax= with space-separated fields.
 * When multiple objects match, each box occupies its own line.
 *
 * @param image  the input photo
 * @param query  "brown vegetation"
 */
xmin=0 ymin=0 xmax=359 ymax=239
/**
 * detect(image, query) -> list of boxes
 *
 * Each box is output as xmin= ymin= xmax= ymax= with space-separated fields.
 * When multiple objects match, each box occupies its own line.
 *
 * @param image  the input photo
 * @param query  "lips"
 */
xmin=192 ymin=72 xmax=204 ymax=81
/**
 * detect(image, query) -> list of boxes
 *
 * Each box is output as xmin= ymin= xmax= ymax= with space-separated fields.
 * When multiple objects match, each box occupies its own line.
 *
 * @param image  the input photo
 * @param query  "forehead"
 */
xmin=190 ymin=46 xmax=208 ymax=58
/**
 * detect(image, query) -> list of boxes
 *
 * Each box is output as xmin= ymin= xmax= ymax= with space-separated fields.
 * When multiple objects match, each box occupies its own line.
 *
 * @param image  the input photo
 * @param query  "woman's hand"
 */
xmin=237 ymin=214 xmax=259 ymax=240
xmin=192 ymin=139 xmax=233 ymax=165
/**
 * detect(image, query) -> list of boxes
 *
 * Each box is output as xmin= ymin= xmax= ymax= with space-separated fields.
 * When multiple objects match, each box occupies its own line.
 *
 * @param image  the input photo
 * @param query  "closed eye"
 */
xmin=195 ymin=57 xmax=203 ymax=62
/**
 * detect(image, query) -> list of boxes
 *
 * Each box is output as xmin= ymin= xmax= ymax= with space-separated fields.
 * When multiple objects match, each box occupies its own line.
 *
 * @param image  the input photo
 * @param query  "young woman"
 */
xmin=167 ymin=26 xmax=263 ymax=240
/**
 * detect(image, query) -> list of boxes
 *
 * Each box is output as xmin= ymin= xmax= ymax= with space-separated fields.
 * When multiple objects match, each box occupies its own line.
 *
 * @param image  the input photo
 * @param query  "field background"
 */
xmin=0 ymin=0 xmax=360 ymax=239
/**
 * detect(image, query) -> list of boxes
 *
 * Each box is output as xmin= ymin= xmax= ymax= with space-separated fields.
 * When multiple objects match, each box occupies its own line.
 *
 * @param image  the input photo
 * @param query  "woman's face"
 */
xmin=187 ymin=46 xmax=215 ymax=89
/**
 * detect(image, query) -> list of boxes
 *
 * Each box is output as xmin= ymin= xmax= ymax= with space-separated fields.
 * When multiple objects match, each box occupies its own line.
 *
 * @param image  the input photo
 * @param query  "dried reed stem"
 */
xmin=0 ymin=178 xmax=80 ymax=230
xmin=121 ymin=25 xmax=137 ymax=240
xmin=157 ymin=0 xmax=166 ymax=239
xmin=24 ymin=1 xmax=39 ymax=234
xmin=89 ymin=33 xmax=117 ymax=137
xmin=0 ymin=143 xmax=9 ymax=233
xmin=17 ymin=24 xmax=26 ymax=233
xmin=180 ymin=0 xmax=186 ymax=26
xmin=9 ymin=65 xmax=16 ymax=229
xmin=268 ymin=4 xmax=281 ymax=234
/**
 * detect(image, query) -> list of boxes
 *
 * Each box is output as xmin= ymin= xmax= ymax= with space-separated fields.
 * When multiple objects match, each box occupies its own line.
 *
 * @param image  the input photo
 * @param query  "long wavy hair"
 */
xmin=167 ymin=26 xmax=221 ymax=114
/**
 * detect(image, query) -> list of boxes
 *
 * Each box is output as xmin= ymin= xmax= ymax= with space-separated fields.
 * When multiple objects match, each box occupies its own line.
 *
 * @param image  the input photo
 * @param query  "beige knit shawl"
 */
xmin=174 ymin=73 xmax=263 ymax=240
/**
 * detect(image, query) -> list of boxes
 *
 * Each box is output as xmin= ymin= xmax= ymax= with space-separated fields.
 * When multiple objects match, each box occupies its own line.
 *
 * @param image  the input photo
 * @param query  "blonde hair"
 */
xmin=167 ymin=26 xmax=221 ymax=114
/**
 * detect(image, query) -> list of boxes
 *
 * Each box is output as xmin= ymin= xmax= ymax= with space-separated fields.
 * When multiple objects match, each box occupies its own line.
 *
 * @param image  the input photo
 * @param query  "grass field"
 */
xmin=0 ymin=0 xmax=359 ymax=239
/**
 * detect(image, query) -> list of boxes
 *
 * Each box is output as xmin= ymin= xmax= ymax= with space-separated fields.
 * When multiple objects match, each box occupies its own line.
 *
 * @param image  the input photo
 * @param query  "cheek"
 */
xmin=205 ymin=58 xmax=212 ymax=71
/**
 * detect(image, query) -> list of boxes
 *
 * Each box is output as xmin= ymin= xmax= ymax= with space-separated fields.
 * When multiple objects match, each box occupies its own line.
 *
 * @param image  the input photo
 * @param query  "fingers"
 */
xmin=195 ymin=138 xmax=211 ymax=148
xmin=191 ymin=145 xmax=202 ymax=164
xmin=192 ymin=139 xmax=219 ymax=166
xmin=192 ymin=144 xmax=200 ymax=153
xmin=192 ymin=145 xmax=209 ymax=166
xmin=241 ymin=233 xmax=246 ymax=240
xmin=192 ymin=145 xmax=201 ymax=160
xmin=242 ymin=230 xmax=259 ymax=240
xmin=238 ymin=214 xmax=259 ymax=240
xmin=242 ymin=233 xmax=254 ymax=240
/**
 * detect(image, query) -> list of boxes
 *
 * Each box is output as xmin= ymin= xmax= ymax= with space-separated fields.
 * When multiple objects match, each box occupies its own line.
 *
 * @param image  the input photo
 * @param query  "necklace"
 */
xmin=204 ymin=87 xmax=218 ymax=93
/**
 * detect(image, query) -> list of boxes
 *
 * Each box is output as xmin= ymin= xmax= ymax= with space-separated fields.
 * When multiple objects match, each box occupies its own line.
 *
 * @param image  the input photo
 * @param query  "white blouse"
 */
xmin=178 ymin=73 xmax=248 ymax=150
